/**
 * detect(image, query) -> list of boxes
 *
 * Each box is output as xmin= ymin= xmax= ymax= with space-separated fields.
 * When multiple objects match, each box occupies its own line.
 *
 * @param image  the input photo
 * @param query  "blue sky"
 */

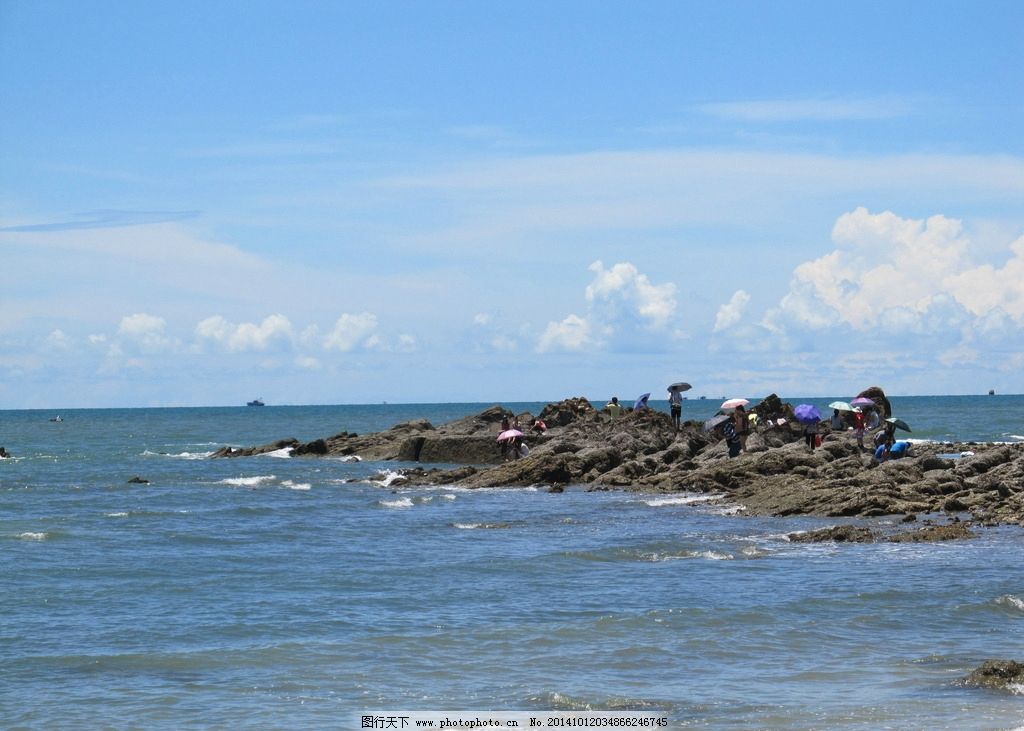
xmin=2 ymin=1 xmax=1023 ymax=407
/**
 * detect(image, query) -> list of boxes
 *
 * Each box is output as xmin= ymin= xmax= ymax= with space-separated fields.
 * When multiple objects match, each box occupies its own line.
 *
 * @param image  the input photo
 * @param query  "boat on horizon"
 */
xmin=247 ymin=398 xmax=265 ymax=407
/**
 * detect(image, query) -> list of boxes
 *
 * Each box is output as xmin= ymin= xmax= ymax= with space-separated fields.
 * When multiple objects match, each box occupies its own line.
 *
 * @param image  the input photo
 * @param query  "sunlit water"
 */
xmin=2 ymin=398 xmax=1023 ymax=729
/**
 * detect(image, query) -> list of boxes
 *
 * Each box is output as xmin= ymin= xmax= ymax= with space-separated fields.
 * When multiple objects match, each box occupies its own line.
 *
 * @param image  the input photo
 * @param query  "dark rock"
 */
xmin=855 ymin=386 xmax=892 ymax=418
xmin=0 ymin=446 xmax=9 ymax=458
xmin=537 ymin=397 xmax=596 ymax=427
xmin=127 ymin=476 xmax=150 ymax=484
xmin=887 ymin=522 xmax=976 ymax=542
xmin=963 ymin=660 xmax=1024 ymax=691
xmin=547 ymin=485 xmax=565 ymax=493
xmin=943 ymin=496 xmax=970 ymax=512
xmin=920 ymin=456 xmax=954 ymax=472
xmin=418 ymin=435 xmax=505 ymax=464
xmin=293 ymin=438 xmax=328 ymax=456
xmin=788 ymin=525 xmax=877 ymax=543
xmin=211 ymin=438 xmax=299 ymax=458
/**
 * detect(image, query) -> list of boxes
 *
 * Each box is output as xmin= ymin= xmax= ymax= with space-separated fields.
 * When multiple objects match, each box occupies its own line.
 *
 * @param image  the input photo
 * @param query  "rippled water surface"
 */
xmin=2 ymin=400 xmax=1023 ymax=729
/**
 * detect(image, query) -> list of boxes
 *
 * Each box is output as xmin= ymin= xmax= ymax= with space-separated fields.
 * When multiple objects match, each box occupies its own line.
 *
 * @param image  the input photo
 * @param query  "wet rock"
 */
xmin=211 ymin=438 xmax=300 ymax=458
xmin=962 ymin=660 xmax=1024 ymax=691
xmin=887 ymin=522 xmax=975 ymax=542
xmin=127 ymin=475 xmax=150 ymax=484
xmin=920 ymin=456 xmax=954 ymax=472
xmin=788 ymin=525 xmax=877 ymax=543
xmin=293 ymin=438 xmax=328 ymax=456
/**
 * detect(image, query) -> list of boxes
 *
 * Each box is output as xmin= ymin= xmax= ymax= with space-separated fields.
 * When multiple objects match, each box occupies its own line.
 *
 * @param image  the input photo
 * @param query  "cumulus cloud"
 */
xmin=764 ymin=207 xmax=1024 ymax=337
xmin=323 ymin=312 xmax=379 ymax=352
xmin=585 ymin=260 xmax=677 ymax=330
xmin=118 ymin=313 xmax=174 ymax=352
xmin=45 ymin=329 xmax=72 ymax=350
xmin=539 ymin=260 xmax=678 ymax=352
xmin=713 ymin=290 xmax=751 ymax=332
xmin=946 ymin=235 xmax=1024 ymax=321
xmin=538 ymin=314 xmax=593 ymax=352
xmin=195 ymin=314 xmax=294 ymax=352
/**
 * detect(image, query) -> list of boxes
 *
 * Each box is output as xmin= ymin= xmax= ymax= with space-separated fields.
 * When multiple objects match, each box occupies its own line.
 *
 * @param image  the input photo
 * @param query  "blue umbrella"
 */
xmin=793 ymin=403 xmax=821 ymax=425
xmin=634 ymin=393 xmax=650 ymax=410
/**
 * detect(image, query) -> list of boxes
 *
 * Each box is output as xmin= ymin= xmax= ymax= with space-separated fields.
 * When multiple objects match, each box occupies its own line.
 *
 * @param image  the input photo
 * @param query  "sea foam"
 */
xmin=219 ymin=475 xmax=277 ymax=488
xmin=644 ymin=493 xmax=725 ymax=507
xmin=379 ymin=497 xmax=413 ymax=508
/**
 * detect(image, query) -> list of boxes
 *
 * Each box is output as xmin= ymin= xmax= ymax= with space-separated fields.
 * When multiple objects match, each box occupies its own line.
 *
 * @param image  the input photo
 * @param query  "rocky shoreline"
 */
xmin=212 ymin=394 xmax=1024 ymax=531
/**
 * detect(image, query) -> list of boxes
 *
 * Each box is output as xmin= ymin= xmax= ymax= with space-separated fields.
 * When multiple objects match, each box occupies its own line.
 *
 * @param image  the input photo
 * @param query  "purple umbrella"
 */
xmin=850 ymin=397 xmax=875 ymax=408
xmin=793 ymin=403 xmax=822 ymax=425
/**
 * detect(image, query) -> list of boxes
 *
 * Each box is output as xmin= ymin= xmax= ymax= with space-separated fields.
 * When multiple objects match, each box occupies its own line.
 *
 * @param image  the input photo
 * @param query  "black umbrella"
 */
xmin=667 ymin=382 xmax=692 ymax=392
xmin=703 ymin=414 xmax=731 ymax=432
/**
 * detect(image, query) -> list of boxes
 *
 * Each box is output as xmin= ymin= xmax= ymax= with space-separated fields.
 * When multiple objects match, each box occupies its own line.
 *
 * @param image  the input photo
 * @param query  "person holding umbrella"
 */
xmin=733 ymin=404 xmax=750 ymax=451
xmin=793 ymin=403 xmax=822 ymax=452
xmin=852 ymin=408 xmax=866 ymax=450
xmin=667 ymin=383 xmax=689 ymax=431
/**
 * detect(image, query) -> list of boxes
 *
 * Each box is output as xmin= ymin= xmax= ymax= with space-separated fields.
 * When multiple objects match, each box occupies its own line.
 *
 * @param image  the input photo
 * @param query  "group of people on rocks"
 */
xmin=499 ymin=391 xmax=911 ymax=464
xmin=498 ymin=414 xmax=547 ymax=461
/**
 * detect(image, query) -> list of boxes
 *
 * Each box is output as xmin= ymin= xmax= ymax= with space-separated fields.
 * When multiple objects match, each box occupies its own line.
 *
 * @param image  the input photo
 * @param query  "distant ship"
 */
xmin=989 ymin=389 xmax=995 ymax=396
xmin=247 ymin=398 xmax=265 ymax=407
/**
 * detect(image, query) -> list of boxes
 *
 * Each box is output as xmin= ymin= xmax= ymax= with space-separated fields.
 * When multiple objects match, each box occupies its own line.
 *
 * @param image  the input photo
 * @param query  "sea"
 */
xmin=2 ymin=395 xmax=1023 ymax=730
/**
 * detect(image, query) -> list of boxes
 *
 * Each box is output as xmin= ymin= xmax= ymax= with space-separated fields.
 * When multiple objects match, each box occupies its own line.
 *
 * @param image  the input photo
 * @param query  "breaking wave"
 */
xmin=378 ymin=497 xmax=413 ymax=509
xmin=218 ymin=475 xmax=277 ymax=488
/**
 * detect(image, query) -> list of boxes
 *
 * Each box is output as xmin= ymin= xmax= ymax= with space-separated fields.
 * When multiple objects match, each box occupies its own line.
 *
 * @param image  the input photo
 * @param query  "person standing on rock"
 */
xmin=606 ymin=397 xmax=623 ymax=419
xmin=852 ymin=409 xmax=866 ymax=450
xmin=668 ymin=387 xmax=684 ymax=431
xmin=804 ymin=420 xmax=819 ymax=452
xmin=733 ymin=404 xmax=750 ymax=451
xmin=722 ymin=419 xmax=741 ymax=458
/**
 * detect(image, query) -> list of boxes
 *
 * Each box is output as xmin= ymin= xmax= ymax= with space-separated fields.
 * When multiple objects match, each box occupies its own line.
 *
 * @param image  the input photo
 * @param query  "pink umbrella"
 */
xmin=721 ymin=398 xmax=749 ymax=410
xmin=497 ymin=429 xmax=523 ymax=441
xmin=851 ymin=397 xmax=875 ymax=408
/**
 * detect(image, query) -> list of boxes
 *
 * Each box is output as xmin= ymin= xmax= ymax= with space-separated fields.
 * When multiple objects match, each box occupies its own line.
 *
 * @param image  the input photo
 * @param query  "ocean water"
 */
xmin=2 ymin=397 xmax=1023 ymax=730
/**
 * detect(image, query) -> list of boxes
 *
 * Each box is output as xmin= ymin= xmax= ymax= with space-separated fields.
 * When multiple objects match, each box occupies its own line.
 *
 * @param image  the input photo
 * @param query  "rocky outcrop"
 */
xmin=788 ymin=525 xmax=877 ymax=543
xmin=210 ymin=392 xmax=1024 ymax=528
xmin=962 ymin=660 xmax=1024 ymax=692
xmin=856 ymin=386 xmax=892 ymax=418
xmin=211 ymin=438 xmax=300 ymax=458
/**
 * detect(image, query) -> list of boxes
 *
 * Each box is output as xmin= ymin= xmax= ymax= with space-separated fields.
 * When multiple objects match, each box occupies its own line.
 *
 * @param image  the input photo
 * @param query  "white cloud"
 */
xmin=195 ymin=314 xmax=294 ymax=352
xmin=295 ymin=355 xmax=322 ymax=370
xmin=766 ymin=208 xmax=980 ymax=333
xmin=698 ymin=96 xmax=915 ymax=122
xmin=585 ymin=260 xmax=677 ymax=330
xmin=324 ymin=312 xmax=379 ymax=352
xmin=713 ymin=290 xmax=751 ymax=332
xmin=537 ymin=314 xmax=593 ymax=352
xmin=539 ymin=260 xmax=679 ymax=353
xmin=946 ymin=235 xmax=1024 ymax=321
xmin=118 ymin=313 xmax=174 ymax=352
xmin=45 ymin=329 xmax=72 ymax=349
xmin=490 ymin=335 xmax=518 ymax=352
